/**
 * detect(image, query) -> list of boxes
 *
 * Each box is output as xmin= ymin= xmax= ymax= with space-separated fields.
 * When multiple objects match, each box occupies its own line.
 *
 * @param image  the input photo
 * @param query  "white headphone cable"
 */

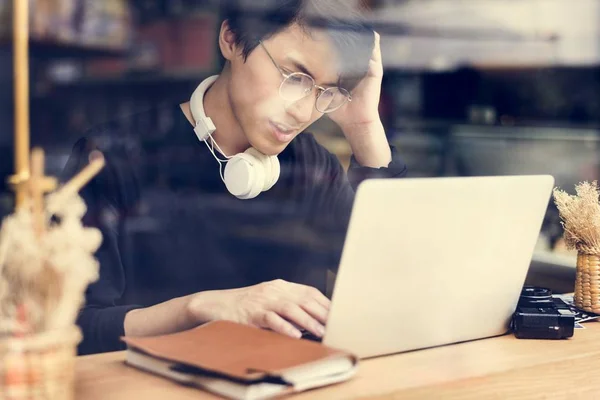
xmin=201 ymin=132 xmax=230 ymax=182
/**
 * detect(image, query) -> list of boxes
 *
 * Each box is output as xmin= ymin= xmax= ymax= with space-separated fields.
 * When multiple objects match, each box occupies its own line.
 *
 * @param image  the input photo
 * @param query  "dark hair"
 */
xmin=220 ymin=0 xmax=374 ymax=90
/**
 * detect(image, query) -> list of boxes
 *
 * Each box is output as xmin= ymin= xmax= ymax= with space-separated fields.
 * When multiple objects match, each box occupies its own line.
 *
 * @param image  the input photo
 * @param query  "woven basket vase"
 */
xmin=575 ymin=252 xmax=600 ymax=314
xmin=0 ymin=326 xmax=81 ymax=400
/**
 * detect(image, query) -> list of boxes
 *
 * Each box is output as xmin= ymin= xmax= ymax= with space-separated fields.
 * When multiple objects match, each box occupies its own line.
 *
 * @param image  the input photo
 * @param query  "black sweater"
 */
xmin=62 ymin=104 xmax=407 ymax=355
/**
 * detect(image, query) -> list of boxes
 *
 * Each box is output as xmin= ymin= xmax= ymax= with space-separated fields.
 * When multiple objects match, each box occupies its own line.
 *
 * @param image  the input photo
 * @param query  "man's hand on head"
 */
xmin=328 ymin=32 xmax=392 ymax=168
xmin=328 ymin=31 xmax=383 ymax=132
xmin=187 ymin=279 xmax=330 ymax=339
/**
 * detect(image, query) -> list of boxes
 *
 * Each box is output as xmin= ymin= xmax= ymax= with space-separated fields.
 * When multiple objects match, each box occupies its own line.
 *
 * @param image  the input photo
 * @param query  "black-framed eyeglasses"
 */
xmin=259 ymin=40 xmax=352 ymax=114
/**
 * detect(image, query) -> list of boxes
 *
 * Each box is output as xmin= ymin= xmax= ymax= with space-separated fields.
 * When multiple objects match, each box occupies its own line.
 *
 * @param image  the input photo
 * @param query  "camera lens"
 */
xmin=521 ymin=286 xmax=552 ymax=300
xmin=518 ymin=286 xmax=553 ymax=307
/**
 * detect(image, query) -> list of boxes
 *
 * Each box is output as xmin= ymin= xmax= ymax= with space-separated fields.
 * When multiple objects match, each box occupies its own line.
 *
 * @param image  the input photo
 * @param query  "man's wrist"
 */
xmin=186 ymin=292 xmax=209 ymax=325
xmin=186 ymin=290 xmax=225 ymax=326
xmin=341 ymin=120 xmax=391 ymax=168
xmin=340 ymin=119 xmax=383 ymax=140
xmin=124 ymin=308 xmax=143 ymax=336
xmin=123 ymin=294 xmax=204 ymax=337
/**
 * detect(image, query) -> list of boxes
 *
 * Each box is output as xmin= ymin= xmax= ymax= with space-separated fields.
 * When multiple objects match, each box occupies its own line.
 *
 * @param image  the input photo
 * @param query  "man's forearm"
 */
xmin=124 ymin=294 xmax=198 ymax=337
xmin=342 ymin=120 xmax=392 ymax=168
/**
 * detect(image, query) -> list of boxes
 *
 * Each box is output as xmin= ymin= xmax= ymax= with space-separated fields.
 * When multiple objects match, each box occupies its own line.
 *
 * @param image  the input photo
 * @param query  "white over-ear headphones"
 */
xmin=189 ymin=75 xmax=280 ymax=199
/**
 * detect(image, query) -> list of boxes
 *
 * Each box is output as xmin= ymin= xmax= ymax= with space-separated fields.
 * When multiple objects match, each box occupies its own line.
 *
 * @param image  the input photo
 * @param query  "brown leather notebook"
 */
xmin=121 ymin=321 xmax=358 ymax=400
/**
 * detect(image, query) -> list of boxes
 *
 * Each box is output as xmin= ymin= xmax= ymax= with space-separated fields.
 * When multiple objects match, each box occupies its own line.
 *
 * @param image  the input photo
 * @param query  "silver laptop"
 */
xmin=322 ymin=175 xmax=554 ymax=359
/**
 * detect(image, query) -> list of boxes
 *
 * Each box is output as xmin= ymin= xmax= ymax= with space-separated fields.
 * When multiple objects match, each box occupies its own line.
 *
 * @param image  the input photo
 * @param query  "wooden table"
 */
xmin=76 ymin=321 xmax=600 ymax=399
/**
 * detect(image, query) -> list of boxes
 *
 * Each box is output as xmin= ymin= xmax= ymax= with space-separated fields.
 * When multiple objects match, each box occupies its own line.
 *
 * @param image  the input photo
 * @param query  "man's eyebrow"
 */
xmin=285 ymin=56 xmax=339 ymax=87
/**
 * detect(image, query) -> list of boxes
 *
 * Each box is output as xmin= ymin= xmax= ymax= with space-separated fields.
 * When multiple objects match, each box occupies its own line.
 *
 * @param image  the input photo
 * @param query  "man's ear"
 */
xmin=219 ymin=20 xmax=238 ymax=62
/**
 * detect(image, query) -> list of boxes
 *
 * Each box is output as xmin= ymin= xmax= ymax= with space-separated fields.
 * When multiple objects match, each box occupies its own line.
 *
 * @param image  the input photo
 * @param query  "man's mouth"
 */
xmin=270 ymin=121 xmax=298 ymax=143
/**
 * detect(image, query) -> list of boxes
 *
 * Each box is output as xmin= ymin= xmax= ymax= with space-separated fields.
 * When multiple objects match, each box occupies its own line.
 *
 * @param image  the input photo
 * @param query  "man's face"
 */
xmin=227 ymin=23 xmax=342 ymax=156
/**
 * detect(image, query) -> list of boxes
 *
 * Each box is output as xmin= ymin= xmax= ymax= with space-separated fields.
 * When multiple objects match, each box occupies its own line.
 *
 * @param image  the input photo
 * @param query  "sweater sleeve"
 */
xmin=62 ymin=137 xmax=143 ymax=355
xmin=347 ymin=145 xmax=408 ymax=189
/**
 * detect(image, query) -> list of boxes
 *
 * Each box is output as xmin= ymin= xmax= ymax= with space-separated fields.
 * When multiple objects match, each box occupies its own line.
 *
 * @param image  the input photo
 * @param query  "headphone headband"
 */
xmin=190 ymin=75 xmax=219 ymax=141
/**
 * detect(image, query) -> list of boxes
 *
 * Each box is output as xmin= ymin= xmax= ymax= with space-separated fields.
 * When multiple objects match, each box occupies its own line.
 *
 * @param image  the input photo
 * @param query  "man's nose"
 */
xmin=284 ymin=94 xmax=317 ymax=125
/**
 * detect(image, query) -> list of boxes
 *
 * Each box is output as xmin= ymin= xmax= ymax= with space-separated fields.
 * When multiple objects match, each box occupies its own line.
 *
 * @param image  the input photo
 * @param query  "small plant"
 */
xmin=553 ymin=181 xmax=600 ymax=255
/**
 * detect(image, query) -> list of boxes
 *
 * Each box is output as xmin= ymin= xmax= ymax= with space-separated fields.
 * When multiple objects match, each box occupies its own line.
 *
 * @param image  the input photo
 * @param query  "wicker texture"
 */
xmin=575 ymin=253 xmax=600 ymax=314
xmin=0 ymin=326 xmax=81 ymax=400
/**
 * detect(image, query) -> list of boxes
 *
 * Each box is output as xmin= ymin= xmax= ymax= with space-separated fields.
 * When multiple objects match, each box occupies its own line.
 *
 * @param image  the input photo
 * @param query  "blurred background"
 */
xmin=2 ymin=0 xmax=598 ymax=292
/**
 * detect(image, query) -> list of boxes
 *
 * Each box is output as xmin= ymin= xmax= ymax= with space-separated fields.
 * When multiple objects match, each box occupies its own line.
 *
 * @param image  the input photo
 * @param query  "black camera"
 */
xmin=512 ymin=286 xmax=575 ymax=339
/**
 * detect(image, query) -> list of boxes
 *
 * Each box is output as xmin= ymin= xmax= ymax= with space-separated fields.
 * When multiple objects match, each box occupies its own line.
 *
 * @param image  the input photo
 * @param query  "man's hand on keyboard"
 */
xmin=187 ymin=279 xmax=329 ymax=339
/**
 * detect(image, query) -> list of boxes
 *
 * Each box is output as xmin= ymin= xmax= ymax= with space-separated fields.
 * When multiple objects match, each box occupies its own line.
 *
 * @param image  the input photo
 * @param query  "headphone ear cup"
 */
xmin=223 ymin=152 xmax=264 ymax=199
xmin=246 ymin=154 xmax=265 ymax=199
xmin=245 ymin=148 xmax=279 ymax=191
xmin=265 ymin=155 xmax=280 ymax=190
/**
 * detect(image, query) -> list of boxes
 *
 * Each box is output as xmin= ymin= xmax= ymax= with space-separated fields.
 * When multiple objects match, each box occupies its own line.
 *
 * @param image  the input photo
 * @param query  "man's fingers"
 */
xmin=314 ymin=291 xmax=331 ymax=310
xmin=372 ymin=31 xmax=382 ymax=62
xmin=260 ymin=311 xmax=302 ymax=338
xmin=277 ymin=302 xmax=325 ymax=338
xmin=247 ymin=281 xmax=330 ymax=338
xmin=301 ymin=299 xmax=328 ymax=326
xmin=290 ymin=283 xmax=331 ymax=310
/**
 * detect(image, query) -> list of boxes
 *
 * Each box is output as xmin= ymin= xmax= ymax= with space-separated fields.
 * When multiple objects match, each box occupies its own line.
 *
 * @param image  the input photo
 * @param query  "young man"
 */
xmin=65 ymin=0 xmax=407 ymax=355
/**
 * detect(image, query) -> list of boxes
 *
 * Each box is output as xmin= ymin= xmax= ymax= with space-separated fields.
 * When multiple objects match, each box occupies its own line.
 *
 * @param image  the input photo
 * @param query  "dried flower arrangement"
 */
xmin=553 ymin=181 xmax=600 ymax=313
xmin=0 ymin=149 xmax=105 ymax=336
xmin=0 ymin=148 xmax=105 ymax=399
xmin=553 ymin=181 xmax=600 ymax=255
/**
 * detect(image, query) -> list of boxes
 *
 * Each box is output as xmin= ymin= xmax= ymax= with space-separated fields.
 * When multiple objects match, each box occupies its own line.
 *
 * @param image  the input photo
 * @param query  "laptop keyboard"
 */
xmin=300 ymin=330 xmax=323 ymax=342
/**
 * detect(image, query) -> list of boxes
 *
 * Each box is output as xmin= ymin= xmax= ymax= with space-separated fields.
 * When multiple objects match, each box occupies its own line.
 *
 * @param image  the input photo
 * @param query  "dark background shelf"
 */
xmin=0 ymin=37 xmax=128 ymax=59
